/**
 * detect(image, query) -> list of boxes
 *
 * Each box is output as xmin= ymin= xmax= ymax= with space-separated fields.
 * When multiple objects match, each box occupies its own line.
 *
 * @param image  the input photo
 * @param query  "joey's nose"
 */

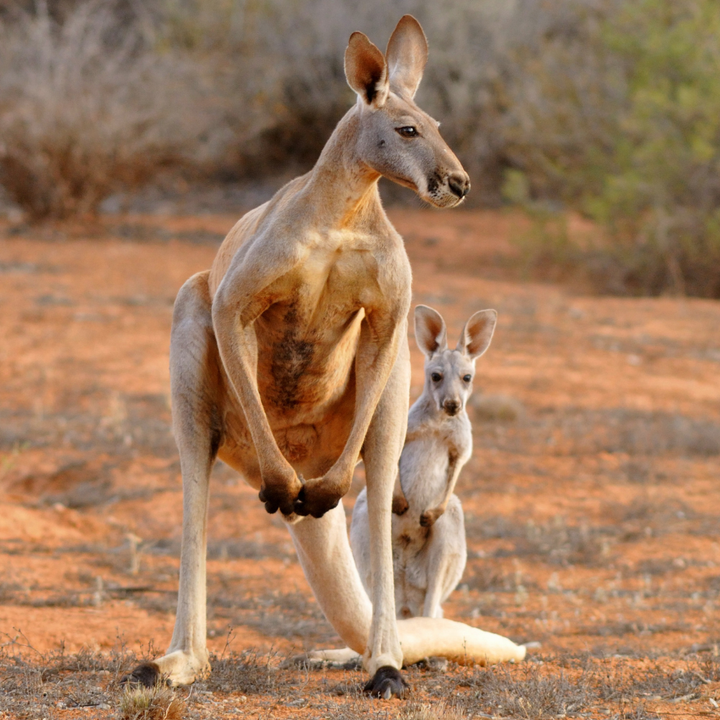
xmin=448 ymin=172 xmax=470 ymax=199
xmin=443 ymin=399 xmax=460 ymax=416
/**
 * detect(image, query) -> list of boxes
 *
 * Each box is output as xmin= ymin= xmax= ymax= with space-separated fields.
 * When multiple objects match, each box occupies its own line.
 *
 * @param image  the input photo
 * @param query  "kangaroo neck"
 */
xmin=301 ymin=108 xmax=384 ymax=229
xmin=409 ymin=392 xmax=439 ymax=425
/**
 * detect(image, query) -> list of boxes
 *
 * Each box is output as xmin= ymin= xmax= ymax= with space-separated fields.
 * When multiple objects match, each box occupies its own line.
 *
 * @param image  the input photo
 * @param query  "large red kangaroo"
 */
xmin=126 ymin=15 xmax=524 ymax=698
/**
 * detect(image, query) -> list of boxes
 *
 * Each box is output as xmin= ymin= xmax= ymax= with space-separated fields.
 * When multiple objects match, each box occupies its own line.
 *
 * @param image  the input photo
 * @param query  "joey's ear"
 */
xmin=385 ymin=15 xmax=428 ymax=99
xmin=457 ymin=309 xmax=497 ymax=359
xmin=345 ymin=31 xmax=389 ymax=107
xmin=414 ymin=305 xmax=447 ymax=356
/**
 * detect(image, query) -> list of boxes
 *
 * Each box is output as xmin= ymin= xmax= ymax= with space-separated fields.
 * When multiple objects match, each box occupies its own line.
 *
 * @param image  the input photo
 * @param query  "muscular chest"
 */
xmin=252 ymin=246 xmax=381 ymax=414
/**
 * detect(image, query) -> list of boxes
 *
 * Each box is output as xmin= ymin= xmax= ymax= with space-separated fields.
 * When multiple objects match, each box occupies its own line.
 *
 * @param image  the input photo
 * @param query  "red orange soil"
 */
xmin=1 ymin=209 xmax=719 ymax=718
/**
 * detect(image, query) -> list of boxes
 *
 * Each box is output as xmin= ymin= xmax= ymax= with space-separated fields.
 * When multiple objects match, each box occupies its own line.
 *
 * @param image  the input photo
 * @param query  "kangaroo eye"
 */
xmin=396 ymin=126 xmax=418 ymax=138
xmin=463 ymin=374 xmax=472 ymax=383
xmin=431 ymin=372 xmax=442 ymax=382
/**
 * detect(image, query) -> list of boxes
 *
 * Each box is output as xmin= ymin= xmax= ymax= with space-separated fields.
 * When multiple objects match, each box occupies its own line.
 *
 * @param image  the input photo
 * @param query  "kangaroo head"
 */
xmin=344 ymin=15 xmax=470 ymax=208
xmin=415 ymin=305 xmax=497 ymax=416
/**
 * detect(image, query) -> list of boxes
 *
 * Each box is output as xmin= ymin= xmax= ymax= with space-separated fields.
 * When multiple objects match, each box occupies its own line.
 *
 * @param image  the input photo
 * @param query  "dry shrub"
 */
xmin=119 ymin=685 xmax=185 ymax=720
xmin=0 ymin=1 xmax=216 ymax=220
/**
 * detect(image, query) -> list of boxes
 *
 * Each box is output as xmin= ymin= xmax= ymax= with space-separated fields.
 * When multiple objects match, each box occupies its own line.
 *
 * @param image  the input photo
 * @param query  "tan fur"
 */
xmin=135 ymin=16 xmax=522 ymax=692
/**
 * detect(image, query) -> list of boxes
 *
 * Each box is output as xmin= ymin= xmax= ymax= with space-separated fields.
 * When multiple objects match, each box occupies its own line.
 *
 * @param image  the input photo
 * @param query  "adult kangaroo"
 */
xmin=126 ymin=15 xmax=523 ymax=698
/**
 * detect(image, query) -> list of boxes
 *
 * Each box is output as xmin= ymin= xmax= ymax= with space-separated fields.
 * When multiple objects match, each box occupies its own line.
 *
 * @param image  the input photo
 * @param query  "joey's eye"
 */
xmin=431 ymin=372 xmax=442 ymax=383
xmin=396 ymin=126 xmax=418 ymax=138
xmin=463 ymin=374 xmax=472 ymax=383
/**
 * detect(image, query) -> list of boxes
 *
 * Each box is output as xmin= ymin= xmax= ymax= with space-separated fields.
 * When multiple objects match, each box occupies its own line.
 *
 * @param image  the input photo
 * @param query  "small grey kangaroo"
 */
xmin=351 ymin=304 xmax=497 ymax=619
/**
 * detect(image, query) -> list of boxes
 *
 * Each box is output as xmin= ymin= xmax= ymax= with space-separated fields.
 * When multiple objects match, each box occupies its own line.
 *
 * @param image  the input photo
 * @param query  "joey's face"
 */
xmin=425 ymin=349 xmax=476 ymax=416
xmin=357 ymin=93 xmax=470 ymax=208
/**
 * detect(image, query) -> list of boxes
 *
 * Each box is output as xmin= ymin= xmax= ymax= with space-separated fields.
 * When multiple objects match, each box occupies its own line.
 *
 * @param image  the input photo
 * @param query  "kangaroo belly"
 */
xmin=218 ymin=380 xmax=356 ymax=485
xmin=217 ymin=300 xmax=362 ymax=482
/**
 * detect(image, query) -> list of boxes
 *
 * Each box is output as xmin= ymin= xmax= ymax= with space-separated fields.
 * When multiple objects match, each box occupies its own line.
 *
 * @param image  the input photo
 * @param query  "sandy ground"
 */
xmin=1 ymin=208 xmax=719 ymax=719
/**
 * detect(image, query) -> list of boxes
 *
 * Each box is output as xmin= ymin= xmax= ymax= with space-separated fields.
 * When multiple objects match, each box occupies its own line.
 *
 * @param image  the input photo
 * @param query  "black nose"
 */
xmin=448 ymin=172 xmax=470 ymax=199
xmin=444 ymin=400 xmax=460 ymax=416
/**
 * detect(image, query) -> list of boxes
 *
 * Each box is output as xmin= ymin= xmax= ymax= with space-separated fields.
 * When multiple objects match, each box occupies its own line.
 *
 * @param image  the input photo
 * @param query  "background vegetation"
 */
xmin=1 ymin=0 xmax=719 ymax=297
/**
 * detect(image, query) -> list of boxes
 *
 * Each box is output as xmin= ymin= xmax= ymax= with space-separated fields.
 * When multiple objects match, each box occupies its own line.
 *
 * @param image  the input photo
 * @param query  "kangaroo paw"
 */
xmin=292 ymin=477 xmax=344 ymax=518
xmin=419 ymin=507 xmax=443 ymax=527
xmin=392 ymin=495 xmax=409 ymax=515
xmin=258 ymin=473 xmax=302 ymax=516
xmin=363 ymin=666 xmax=409 ymax=699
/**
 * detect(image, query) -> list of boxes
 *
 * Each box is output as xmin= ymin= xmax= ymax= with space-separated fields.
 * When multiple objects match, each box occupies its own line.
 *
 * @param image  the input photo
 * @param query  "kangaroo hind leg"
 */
xmin=125 ymin=271 xmax=222 ymax=687
xmin=422 ymin=495 xmax=467 ymax=619
xmin=360 ymin=330 xmax=411 ymax=697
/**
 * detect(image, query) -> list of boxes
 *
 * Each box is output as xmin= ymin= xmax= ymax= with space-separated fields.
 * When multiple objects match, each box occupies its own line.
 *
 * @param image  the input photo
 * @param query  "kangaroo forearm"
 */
xmin=438 ymin=456 xmax=463 ymax=511
xmin=214 ymin=320 xmax=288 ymax=473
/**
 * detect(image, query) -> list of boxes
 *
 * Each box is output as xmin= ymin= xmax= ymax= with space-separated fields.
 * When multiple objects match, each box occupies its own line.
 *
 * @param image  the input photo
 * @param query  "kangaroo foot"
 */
xmin=122 ymin=650 xmax=209 ymax=688
xmin=363 ymin=666 xmax=409 ymax=699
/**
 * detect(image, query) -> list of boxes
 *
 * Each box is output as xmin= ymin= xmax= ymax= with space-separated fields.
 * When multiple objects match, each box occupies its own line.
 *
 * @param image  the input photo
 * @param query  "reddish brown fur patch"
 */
xmin=269 ymin=304 xmax=315 ymax=411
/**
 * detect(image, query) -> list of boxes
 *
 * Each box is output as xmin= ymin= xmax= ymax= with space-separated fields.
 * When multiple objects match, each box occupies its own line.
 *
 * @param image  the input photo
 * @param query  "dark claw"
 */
xmin=311 ymin=498 xmax=338 ymax=518
xmin=264 ymin=500 xmax=279 ymax=514
xmin=120 ymin=662 xmax=163 ymax=688
xmin=363 ymin=666 xmax=408 ymax=699
xmin=293 ymin=487 xmax=308 ymax=516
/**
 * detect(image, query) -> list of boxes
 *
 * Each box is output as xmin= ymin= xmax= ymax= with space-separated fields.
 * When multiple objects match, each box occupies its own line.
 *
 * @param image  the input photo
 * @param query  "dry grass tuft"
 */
xmin=119 ymin=685 xmax=185 ymax=720
xmin=466 ymin=662 xmax=595 ymax=718
xmin=400 ymin=702 xmax=468 ymax=720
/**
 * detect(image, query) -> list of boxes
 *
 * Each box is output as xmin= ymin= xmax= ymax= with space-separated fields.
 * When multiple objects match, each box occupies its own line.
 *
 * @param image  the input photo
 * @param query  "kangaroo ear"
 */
xmin=385 ymin=15 xmax=428 ymax=99
xmin=458 ymin=310 xmax=497 ymax=359
xmin=414 ymin=305 xmax=447 ymax=356
xmin=345 ymin=31 xmax=389 ymax=108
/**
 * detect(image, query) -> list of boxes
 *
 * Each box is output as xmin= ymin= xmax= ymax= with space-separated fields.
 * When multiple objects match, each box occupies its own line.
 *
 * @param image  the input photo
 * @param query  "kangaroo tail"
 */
xmin=298 ymin=619 xmax=525 ymax=668
xmin=398 ymin=617 xmax=526 ymax=665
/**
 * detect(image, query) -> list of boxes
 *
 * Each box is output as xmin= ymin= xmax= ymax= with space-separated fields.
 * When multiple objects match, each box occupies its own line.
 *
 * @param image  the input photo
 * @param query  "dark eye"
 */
xmin=396 ymin=126 xmax=418 ymax=138
xmin=431 ymin=372 xmax=442 ymax=382
xmin=463 ymin=374 xmax=472 ymax=383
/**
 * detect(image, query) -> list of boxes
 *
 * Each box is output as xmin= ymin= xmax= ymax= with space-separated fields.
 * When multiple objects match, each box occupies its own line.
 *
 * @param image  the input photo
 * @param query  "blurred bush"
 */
xmin=0 ymin=0 xmax=220 ymax=219
xmin=504 ymin=0 xmax=720 ymax=298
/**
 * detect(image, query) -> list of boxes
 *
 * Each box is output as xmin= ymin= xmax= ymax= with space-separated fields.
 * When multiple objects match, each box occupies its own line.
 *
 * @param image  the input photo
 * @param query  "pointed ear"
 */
xmin=385 ymin=15 xmax=428 ymax=99
xmin=414 ymin=305 xmax=447 ymax=356
xmin=345 ymin=31 xmax=389 ymax=108
xmin=457 ymin=310 xmax=497 ymax=359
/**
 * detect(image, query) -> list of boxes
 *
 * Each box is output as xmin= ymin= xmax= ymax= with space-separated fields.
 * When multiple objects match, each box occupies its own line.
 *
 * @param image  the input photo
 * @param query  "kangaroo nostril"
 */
xmin=448 ymin=172 xmax=470 ymax=199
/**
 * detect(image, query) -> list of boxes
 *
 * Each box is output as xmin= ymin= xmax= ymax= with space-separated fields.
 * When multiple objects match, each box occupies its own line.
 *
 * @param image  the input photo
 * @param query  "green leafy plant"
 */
xmin=505 ymin=0 xmax=720 ymax=297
